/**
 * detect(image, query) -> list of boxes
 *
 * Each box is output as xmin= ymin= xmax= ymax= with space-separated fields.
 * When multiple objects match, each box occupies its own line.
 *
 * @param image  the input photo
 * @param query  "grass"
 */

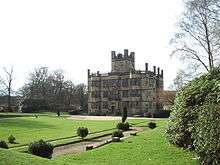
xmin=0 ymin=148 xmax=59 ymax=165
xmin=0 ymin=112 xmax=37 ymax=118
xmin=54 ymin=120 xmax=198 ymax=165
xmin=0 ymin=120 xmax=198 ymax=165
xmin=0 ymin=115 xmax=143 ymax=148
xmin=0 ymin=112 xmax=69 ymax=118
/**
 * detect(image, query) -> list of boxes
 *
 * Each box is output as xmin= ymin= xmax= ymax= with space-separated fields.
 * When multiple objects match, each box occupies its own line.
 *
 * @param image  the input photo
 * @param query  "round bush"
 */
xmin=117 ymin=122 xmax=124 ymax=129
xmin=0 ymin=140 xmax=8 ymax=149
xmin=77 ymin=127 xmax=89 ymax=139
xmin=124 ymin=122 xmax=130 ymax=130
xmin=112 ymin=130 xmax=124 ymax=138
xmin=8 ymin=135 xmax=16 ymax=144
xmin=116 ymin=122 xmax=129 ymax=131
xmin=148 ymin=122 xmax=157 ymax=129
xmin=28 ymin=139 xmax=54 ymax=158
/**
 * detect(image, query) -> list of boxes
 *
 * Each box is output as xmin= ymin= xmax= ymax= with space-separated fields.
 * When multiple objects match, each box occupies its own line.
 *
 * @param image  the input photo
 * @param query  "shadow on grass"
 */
xmin=0 ymin=114 xmax=31 ymax=119
xmin=9 ymin=142 xmax=20 ymax=144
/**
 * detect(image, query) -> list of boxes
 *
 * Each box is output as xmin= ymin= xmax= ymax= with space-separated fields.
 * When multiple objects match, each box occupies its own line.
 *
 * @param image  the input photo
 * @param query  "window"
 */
xmin=92 ymin=102 xmax=99 ymax=109
xmin=145 ymin=79 xmax=148 ymax=86
xmin=103 ymin=80 xmax=108 ymax=87
xmin=149 ymin=78 xmax=155 ymax=87
xmin=145 ymin=102 xmax=149 ymax=110
xmin=122 ymin=79 xmax=128 ymax=87
xmin=103 ymin=102 xmax=108 ymax=109
xmin=148 ymin=90 xmax=152 ymax=96
xmin=136 ymin=79 xmax=141 ymax=86
xmin=130 ymin=90 xmax=141 ymax=97
xmin=109 ymin=79 xmax=120 ymax=87
xmin=122 ymin=90 xmax=129 ymax=97
xmin=122 ymin=101 xmax=129 ymax=107
xmin=130 ymin=102 xmax=133 ymax=108
xmin=149 ymin=102 xmax=152 ymax=109
xmin=92 ymin=91 xmax=100 ymax=98
xmin=130 ymin=79 xmax=141 ymax=86
xmin=92 ymin=81 xmax=100 ymax=87
xmin=103 ymin=91 xmax=108 ymax=98
xmin=109 ymin=90 xmax=120 ymax=100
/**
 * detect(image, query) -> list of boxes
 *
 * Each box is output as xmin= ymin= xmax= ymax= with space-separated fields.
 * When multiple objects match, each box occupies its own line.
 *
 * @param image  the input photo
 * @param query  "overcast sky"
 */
xmin=0 ymin=0 xmax=184 ymax=90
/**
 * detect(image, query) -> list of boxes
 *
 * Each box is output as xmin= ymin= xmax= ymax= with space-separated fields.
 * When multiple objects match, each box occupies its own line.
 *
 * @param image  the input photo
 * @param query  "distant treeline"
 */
xmin=0 ymin=67 xmax=88 ymax=113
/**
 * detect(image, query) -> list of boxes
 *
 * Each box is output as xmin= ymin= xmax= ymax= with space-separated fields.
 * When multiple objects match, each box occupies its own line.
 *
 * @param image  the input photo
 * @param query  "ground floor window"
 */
xmin=103 ymin=102 xmax=108 ymax=109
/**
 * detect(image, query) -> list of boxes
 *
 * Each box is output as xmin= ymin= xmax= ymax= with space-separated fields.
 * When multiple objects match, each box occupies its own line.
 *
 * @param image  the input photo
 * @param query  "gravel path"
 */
xmin=68 ymin=115 xmax=164 ymax=121
xmin=52 ymin=127 xmax=144 ymax=157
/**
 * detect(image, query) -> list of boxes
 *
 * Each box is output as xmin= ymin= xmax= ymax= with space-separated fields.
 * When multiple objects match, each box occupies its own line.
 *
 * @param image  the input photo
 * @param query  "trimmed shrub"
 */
xmin=124 ymin=122 xmax=130 ymax=130
xmin=112 ymin=130 xmax=124 ymax=138
xmin=57 ymin=111 xmax=60 ymax=117
xmin=0 ymin=140 xmax=8 ymax=149
xmin=8 ymin=135 xmax=16 ymax=144
xmin=130 ymin=132 xmax=137 ymax=136
xmin=148 ymin=122 xmax=157 ymax=129
xmin=122 ymin=107 xmax=127 ymax=123
xmin=86 ymin=145 xmax=93 ymax=150
xmin=145 ymin=111 xmax=171 ymax=118
xmin=68 ymin=111 xmax=79 ymax=115
xmin=116 ymin=122 xmax=130 ymax=131
xmin=117 ymin=122 xmax=124 ymax=130
xmin=77 ymin=127 xmax=89 ymax=139
xmin=28 ymin=139 xmax=54 ymax=158
xmin=152 ymin=110 xmax=171 ymax=118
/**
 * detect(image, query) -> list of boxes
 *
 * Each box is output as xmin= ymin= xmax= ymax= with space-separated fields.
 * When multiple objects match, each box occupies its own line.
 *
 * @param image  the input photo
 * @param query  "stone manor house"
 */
xmin=87 ymin=49 xmax=164 ymax=116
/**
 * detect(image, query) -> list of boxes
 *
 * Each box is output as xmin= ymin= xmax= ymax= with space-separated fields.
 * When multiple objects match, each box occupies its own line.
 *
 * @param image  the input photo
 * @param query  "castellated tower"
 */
xmin=111 ymin=49 xmax=135 ymax=73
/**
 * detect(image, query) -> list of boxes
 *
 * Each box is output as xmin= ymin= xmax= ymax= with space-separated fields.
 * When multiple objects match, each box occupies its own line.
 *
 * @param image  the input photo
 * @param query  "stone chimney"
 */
xmin=145 ymin=63 xmax=148 ymax=71
xmin=157 ymin=67 xmax=160 ymax=75
xmin=153 ymin=66 xmax=156 ymax=74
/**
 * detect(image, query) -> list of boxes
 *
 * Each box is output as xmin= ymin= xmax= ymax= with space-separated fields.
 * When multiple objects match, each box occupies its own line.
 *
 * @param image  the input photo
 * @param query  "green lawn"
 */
xmin=0 ymin=120 xmax=198 ymax=165
xmin=0 ymin=148 xmax=59 ymax=165
xmin=0 ymin=116 xmax=142 ymax=147
xmin=0 ymin=112 xmax=69 ymax=118
xmin=55 ymin=120 xmax=198 ymax=165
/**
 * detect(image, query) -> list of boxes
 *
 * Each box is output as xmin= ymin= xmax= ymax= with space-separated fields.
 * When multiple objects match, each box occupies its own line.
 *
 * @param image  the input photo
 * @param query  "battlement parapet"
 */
xmin=111 ymin=49 xmax=135 ymax=61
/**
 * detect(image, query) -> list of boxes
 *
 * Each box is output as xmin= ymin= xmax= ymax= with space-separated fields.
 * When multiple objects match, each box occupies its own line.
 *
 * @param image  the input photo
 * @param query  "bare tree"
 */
xmin=19 ymin=67 xmax=88 ymax=112
xmin=170 ymin=69 xmax=197 ymax=90
xmin=156 ymin=90 xmax=176 ymax=110
xmin=63 ymin=80 xmax=75 ymax=108
xmin=30 ymin=67 xmax=49 ymax=99
xmin=0 ymin=66 xmax=14 ymax=111
xmin=171 ymin=0 xmax=220 ymax=73
xmin=48 ymin=69 xmax=65 ymax=110
xmin=75 ymin=84 xmax=88 ymax=111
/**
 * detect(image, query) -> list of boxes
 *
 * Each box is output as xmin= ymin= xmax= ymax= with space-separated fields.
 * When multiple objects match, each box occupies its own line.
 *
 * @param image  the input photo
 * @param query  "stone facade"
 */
xmin=88 ymin=49 xmax=164 ymax=116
